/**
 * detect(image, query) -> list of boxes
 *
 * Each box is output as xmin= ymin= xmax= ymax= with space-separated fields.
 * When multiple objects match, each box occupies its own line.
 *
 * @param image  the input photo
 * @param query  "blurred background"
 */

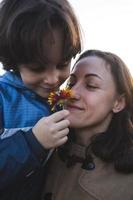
xmin=70 ymin=0 xmax=133 ymax=75
xmin=0 ymin=0 xmax=133 ymax=75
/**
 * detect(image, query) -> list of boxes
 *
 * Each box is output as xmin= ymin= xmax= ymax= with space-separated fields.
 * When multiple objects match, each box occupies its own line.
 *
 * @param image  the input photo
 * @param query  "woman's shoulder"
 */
xmin=79 ymin=156 xmax=133 ymax=200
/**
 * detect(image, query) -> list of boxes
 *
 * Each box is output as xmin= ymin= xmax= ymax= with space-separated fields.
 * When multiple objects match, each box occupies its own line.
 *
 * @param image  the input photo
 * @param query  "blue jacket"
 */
xmin=0 ymin=71 xmax=52 ymax=199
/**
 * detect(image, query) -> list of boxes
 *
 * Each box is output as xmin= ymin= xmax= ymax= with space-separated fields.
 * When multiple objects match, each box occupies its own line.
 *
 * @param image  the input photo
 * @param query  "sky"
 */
xmin=70 ymin=0 xmax=133 ymax=75
xmin=0 ymin=0 xmax=133 ymax=75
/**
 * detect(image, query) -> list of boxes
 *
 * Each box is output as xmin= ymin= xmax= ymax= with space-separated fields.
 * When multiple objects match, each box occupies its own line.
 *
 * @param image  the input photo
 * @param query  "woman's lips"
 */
xmin=67 ymin=104 xmax=83 ymax=110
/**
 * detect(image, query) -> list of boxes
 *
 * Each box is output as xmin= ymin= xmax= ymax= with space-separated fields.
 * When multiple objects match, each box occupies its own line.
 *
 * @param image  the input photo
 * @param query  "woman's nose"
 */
xmin=71 ymin=85 xmax=81 ymax=99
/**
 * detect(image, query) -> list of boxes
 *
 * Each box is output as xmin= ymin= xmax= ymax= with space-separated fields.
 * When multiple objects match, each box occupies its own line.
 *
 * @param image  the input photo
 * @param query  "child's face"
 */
xmin=19 ymin=29 xmax=71 ymax=98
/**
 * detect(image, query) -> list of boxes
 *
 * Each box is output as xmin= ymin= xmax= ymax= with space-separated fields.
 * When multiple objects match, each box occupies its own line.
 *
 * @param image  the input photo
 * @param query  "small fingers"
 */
xmin=52 ymin=128 xmax=69 ymax=147
xmin=54 ymin=136 xmax=68 ymax=147
xmin=48 ymin=110 xmax=69 ymax=123
xmin=55 ymin=128 xmax=69 ymax=139
xmin=54 ymin=119 xmax=70 ymax=131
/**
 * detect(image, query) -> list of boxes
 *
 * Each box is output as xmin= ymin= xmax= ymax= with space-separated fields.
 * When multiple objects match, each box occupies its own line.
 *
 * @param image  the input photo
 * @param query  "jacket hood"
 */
xmin=0 ymin=71 xmax=26 ymax=89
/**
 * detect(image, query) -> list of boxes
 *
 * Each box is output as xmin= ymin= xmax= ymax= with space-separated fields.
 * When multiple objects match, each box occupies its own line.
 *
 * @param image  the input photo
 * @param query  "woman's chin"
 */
xmin=68 ymin=118 xmax=80 ymax=128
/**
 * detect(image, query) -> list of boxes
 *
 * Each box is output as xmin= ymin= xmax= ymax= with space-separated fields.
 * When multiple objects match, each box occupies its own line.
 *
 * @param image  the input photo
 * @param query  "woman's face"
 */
xmin=66 ymin=56 xmax=123 ymax=133
xmin=19 ymin=28 xmax=70 ymax=98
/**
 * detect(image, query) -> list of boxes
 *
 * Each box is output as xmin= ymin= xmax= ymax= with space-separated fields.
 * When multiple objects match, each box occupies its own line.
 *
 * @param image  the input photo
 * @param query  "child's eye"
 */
xmin=27 ymin=63 xmax=46 ymax=73
xmin=30 ymin=67 xmax=45 ymax=73
xmin=57 ymin=61 xmax=71 ymax=69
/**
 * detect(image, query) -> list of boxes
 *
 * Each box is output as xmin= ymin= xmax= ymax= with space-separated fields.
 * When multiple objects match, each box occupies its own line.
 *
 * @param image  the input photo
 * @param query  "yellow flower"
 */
xmin=48 ymin=88 xmax=72 ymax=111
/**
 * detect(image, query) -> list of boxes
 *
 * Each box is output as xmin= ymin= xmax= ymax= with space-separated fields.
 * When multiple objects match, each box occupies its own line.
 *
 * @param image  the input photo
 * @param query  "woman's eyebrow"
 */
xmin=85 ymin=73 xmax=103 ymax=80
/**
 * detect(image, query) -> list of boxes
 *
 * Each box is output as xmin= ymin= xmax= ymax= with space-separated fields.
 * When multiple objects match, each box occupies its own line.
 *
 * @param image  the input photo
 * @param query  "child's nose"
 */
xmin=43 ymin=70 xmax=59 ymax=85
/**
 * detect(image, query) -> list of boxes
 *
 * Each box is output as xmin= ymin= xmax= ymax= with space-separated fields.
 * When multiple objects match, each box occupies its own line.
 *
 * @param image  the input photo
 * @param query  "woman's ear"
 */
xmin=112 ymin=95 xmax=126 ymax=113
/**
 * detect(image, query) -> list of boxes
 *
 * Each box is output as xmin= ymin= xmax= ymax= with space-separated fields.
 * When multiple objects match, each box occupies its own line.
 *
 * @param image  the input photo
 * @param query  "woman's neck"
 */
xmin=74 ymin=128 xmax=96 ymax=146
xmin=73 ymin=115 xmax=113 ymax=146
xmin=74 ymin=125 xmax=108 ymax=146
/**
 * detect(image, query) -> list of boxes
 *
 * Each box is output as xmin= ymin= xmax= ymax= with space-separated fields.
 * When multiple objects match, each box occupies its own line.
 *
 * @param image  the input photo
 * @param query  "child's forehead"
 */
xmin=42 ymin=28 xmax=64 ymax=64
xmin=43 ymin=28 xmax=63 ymax=46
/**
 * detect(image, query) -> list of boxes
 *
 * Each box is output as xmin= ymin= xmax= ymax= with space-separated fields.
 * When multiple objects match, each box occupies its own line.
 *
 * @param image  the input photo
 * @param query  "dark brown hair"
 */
xmin=75 ymin=49 xmax=133 ymax=173
xmin=0 ymin=0 xmax=82 ymax=71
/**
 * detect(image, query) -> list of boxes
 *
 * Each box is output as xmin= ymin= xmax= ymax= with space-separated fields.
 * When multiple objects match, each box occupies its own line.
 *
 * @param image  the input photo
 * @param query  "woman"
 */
xmin=42 ymin=50 xmax=133 ymax=200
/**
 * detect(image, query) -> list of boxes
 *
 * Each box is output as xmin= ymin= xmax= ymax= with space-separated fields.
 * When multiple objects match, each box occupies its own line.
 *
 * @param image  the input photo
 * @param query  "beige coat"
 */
xmin=42 ymin=143 xmax=133 ymax=200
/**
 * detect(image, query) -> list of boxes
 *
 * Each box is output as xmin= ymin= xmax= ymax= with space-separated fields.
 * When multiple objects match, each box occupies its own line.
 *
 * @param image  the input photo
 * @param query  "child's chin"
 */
xmin=37 ymin=91 xmax=49 ymax=98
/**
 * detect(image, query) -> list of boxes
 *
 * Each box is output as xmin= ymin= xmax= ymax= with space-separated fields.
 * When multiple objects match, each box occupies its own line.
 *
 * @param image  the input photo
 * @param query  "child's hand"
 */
xmin=32 ymin=110 xmax=70 ymax=149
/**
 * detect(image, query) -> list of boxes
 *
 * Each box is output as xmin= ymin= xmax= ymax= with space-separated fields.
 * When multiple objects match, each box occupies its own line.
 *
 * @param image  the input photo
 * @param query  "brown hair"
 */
xmin=0 ymin=0 xmax=82 ymax=71
xmin=74 ymin=49 xmax=133 ymax=173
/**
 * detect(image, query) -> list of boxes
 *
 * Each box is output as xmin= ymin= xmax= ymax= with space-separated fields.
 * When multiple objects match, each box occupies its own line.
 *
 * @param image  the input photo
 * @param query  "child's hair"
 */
xmin=0 ymin=0 xmax=82 ymax=72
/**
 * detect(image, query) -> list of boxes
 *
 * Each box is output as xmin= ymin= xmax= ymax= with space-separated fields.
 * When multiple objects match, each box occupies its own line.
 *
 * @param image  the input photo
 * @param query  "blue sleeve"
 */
xmin=0 ymin=129 xmax=49 ymax=190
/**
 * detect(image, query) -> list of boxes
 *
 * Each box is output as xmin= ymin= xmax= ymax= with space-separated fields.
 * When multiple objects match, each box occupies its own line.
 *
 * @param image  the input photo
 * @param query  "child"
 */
xmin=0 ymin=0 xmax=81 ymax=199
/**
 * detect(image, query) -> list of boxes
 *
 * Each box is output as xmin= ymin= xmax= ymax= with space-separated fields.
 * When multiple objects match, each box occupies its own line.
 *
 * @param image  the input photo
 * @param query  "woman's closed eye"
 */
xmin=86 ymin=84 xmax=99 ymax=89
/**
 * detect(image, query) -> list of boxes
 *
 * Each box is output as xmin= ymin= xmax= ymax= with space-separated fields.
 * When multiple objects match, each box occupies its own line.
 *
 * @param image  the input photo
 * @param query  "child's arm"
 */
xmin=0 ymin=110 xmax=69 ymax=190
xmin=0 ymin=129 xmax=49 ymax=190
